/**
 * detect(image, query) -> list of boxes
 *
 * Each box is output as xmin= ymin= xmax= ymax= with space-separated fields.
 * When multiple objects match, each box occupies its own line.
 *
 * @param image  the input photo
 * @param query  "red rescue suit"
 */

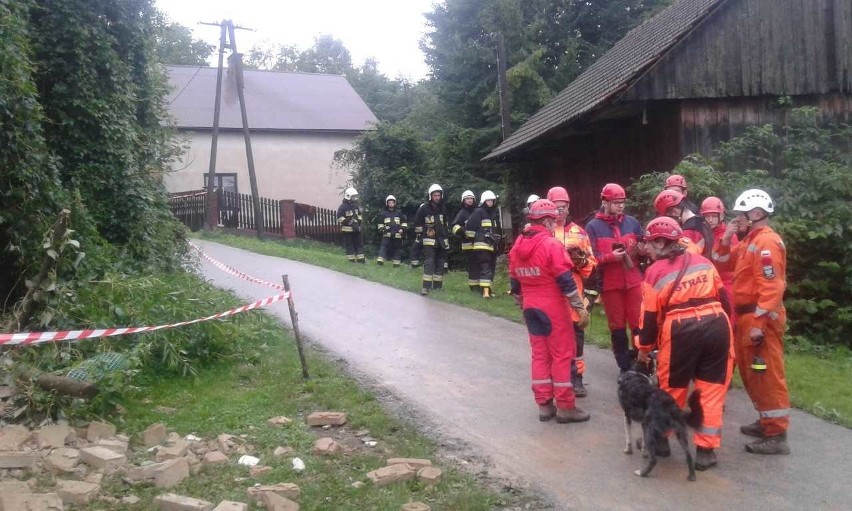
xmin=509 ymin=225 xmax=580 ymax=410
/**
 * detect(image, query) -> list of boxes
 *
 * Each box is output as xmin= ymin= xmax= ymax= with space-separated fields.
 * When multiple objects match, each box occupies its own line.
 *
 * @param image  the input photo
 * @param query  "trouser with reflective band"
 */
xmin=571 ymin=323 xmax=585 ymax=377
xmin=735 ymin=309 xmax=789 ymax=436
xmin=602 ymin=286 xmax=642 ymax=371
xmin=410 ymin=238 xmax=422 ymax=266
xmin=378 ymin=237 xmax=402 ymax=265
xmin=466 ymin=250 xmax=479 ymax=290
xmin=475 ymin=250 xmax=496 ymax=289
xmin=422 ymin=244 xmax=446 ymax=290
xmin=657 ymin=305 xmax=734 ymax=449
xmin=343 ymin=232 xmax=364 ymax=261
xmin=523 ymin=297 xmax=576 ymax=410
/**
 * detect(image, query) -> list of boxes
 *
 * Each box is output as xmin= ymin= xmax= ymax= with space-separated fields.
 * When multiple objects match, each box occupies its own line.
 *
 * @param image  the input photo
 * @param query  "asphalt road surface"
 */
xmin=195 ymin=239 xmax=850 ymax=511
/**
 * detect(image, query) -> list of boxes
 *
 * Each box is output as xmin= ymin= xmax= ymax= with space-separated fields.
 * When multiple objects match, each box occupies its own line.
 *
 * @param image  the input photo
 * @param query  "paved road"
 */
xmin=195 ymin=240 xmax=850 ymax=511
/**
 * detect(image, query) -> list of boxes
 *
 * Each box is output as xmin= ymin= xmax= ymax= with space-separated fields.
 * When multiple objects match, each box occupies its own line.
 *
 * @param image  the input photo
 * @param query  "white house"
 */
xmin=164 ymin=65 xmax=377 ymax=210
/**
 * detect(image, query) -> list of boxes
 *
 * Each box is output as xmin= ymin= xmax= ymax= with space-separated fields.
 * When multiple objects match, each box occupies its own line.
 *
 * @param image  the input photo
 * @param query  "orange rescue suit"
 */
xmin=638 ymin=251 xmax=734 ymax=450
xmin=714 ymin=226 xmax=789 ymax=436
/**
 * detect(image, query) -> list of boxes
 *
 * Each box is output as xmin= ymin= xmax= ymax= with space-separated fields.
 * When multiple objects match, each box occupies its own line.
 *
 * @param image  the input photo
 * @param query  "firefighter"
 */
xmin=376 ymin=195 xmax=407 ymax=267
xmin=636 ymin=216 xmax=734 ymax=471
xmin=452 ymin=190 xmax=478 ymax=292
xmin=664 ymin=174 xmax=699 ymax=214
xmin=410 ymin=203 xmax=424 ymax=268
xmin=585 ymin=183 xmax=644 ymax=373
xmin=548 ymin=186 xmax=597 ymax=397
xmin=465 ymin=190 xmax=501 ymax=298
xmin=654 ymin=189 xmax=714 ymax=258
xmin=337 ymin=187 xmax=365 ymax=263
xmin=521 ymin=194 xmax=540 ymax=230
xmin=509 ymin=199 xmax=591 ymax=423
xmin=714 ymin=189 xmax=790 ymax=455
xmin=413 ymin=184 xmax=450 ymax=295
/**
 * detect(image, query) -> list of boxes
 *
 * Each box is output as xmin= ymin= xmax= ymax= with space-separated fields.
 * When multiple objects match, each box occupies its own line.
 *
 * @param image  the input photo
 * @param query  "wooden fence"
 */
xmin=168 ymin=190 xmax=340 ymax=244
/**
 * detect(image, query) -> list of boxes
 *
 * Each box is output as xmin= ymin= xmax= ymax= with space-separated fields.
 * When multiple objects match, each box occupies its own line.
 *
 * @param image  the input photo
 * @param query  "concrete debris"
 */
xmin=44 ymin=448 xmax=80 ymax=475
xmin=0 ymin=492 xmax=63 ymax=511
xmin=143 ymin=423 xmax=168 ymax=447
xmin=212 ymin=502 xmax=248 ymax=511
xmin=37 ymin=425 xmax=73 ymax=449
xmin=0 ymin=451 xmax=36 ymax=469
xmin=86 ymin=421 xmax=116 ymax=442
xmin=79 ymin=446 xmax=126 ymax=473
xmin=0 ymin=425 xmax=31 ymax=451
xmin=56 ymin=479 xmax=100 ymax=505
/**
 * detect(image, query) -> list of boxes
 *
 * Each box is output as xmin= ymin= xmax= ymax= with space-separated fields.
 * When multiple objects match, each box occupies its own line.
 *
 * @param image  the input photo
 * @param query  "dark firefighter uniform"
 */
xmin=337 ymin=197 xmax=364 ymax=262
xmin=638 ymin=251 xmax=735 ymax=452
xmin=451 ymin=201 xmax=477 ymax=290
xmin=465 ymin=203 xmax=500 ymax=296
xmin=413 ymin=202 xmax=449 ymax=292
xmin=377 ymin=207 xmax=407 ymax=266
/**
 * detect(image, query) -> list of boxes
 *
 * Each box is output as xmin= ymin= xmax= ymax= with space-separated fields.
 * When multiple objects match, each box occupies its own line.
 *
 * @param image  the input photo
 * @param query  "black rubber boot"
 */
xmin=695 ymin=447 xmax=717 ymax=470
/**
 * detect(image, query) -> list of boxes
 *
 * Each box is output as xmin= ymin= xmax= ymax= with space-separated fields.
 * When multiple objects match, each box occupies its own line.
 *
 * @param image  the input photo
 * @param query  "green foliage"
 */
xmin=153 ymin=13 xmax=214 ymax=65
xmin=628 ymin=106 xmax=852 ymax=346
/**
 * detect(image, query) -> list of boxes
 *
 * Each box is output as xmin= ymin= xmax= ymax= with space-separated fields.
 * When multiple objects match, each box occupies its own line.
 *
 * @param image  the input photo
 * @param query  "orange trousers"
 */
xmin=735 ymin=310 xmax=790 ymax=436
xmin=657 ymin=305 xmax=734 ymax=449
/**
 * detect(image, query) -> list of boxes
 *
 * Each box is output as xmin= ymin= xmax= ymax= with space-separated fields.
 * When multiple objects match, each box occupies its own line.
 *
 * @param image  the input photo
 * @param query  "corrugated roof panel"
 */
xmin=166 ymin=65 xmax=378 ymax=131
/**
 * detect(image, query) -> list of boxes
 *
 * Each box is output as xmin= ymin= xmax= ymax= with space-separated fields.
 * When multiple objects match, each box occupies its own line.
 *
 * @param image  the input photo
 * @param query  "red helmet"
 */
xmin=546 ymin=186 xmax=570 ymax=202
xmin=654 ymin=189 xmax=685 ymax=215
xmin=700 ymin=196 xmax=725 ymax=215
xmin=665 ymin=174 xmax=688 ymax=190
xmin=645 ymin=216 xmax=683 ymax=241
xmin=601 ymin=183 xmax=626 ymax=201
xmin=527 ymin=199 xmax=559 ymax=220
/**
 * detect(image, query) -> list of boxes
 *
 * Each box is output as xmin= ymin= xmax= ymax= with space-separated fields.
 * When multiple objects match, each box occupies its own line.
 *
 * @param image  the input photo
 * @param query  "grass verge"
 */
xmin=198 ymin=231 xmax=852 ymax=428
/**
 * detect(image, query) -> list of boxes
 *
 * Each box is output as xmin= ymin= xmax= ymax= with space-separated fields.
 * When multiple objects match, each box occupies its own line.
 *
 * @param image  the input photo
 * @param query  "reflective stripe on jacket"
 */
xmin=337 ymin=200 xmax=362 ymax=233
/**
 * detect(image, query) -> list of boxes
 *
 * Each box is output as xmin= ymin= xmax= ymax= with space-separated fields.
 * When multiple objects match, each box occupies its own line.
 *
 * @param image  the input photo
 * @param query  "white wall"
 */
xmin=165 ymin=130 xmax=358 ymax=210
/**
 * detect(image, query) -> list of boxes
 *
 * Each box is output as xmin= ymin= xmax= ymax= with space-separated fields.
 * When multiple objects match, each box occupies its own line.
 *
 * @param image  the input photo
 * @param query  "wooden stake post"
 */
xmin=282 ymin=275 xmax=309 ymax=379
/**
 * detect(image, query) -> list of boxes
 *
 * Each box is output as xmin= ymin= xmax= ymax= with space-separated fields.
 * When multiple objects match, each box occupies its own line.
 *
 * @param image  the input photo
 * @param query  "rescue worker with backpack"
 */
xmin=376 ymin=195 xmax=407 ymax=267
xmin=465 ymin=190 xmax=501 ymax=298
xmin=413 ymin=184 xmax=450 ymax=295
xmin=509 ymin=199 xmax=591 ymax=424
xmin=451 ymin=190 xmax=478 ymax=292
xmin=547 ymin=186 xmax=597 ymax=397
xmin=585 ymin=183 xmax=644 ymax=373
xmin=636 ymin=216 xmax=735 ymax=471
xmin=337 ymin=187 xmax=365 ymax=263
xmin=714 ymin=189 xmax=790 ymax=455
xmin=655 ymin=189 xmax=714 ymax=258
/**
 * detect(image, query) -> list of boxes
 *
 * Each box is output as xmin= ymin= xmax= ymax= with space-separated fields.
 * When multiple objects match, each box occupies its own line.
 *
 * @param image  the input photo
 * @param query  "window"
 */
xmin=203 ymin=173 xmax=238 ymax=195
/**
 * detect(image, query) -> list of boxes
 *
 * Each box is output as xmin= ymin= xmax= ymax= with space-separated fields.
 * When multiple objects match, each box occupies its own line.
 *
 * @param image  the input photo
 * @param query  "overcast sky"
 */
xmin=156 ymin=0 xmax=435 ymax=80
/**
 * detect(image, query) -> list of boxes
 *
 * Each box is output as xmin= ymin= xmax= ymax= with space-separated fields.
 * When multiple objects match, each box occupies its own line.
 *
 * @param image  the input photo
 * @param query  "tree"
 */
xmin=153 ymin=15 xmax=214 ymax=66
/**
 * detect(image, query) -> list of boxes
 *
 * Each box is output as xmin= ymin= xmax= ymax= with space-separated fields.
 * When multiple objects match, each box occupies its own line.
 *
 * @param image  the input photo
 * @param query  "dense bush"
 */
xmin=628 ymin=107 xmax=852 ymax=347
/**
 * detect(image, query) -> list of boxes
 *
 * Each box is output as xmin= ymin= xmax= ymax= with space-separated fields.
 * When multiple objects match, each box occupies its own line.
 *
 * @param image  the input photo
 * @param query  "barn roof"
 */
xmin=165 ymin=65 xmax=378 ymax=132
xmin=484 ymin=0 xmax=726 ymax=160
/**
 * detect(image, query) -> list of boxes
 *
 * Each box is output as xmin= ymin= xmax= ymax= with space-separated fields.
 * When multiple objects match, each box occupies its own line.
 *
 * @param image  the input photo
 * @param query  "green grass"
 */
xmin=199 ymin=231 xmax=852 ymax=429
xmin=83 ymin=320 xmax=513 ymax=510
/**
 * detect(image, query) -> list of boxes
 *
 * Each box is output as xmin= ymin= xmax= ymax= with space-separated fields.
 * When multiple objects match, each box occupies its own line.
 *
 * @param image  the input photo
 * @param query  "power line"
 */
xmin=169 ymin=64 xmax=205 ymax=105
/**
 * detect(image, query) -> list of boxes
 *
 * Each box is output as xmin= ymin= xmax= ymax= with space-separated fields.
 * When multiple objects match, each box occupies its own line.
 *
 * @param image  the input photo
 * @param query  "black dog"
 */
xmin=617 ymin=362 xmax=703 ymax=481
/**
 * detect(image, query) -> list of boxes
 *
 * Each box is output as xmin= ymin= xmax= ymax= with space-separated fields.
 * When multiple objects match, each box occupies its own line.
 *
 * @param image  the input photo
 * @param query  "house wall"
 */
xmin=512 ymin=103 xmax=683 ymax=218
xmin=622 ymin=0 xmax=852 ymax=101
xmin=164 ymin=130 xmax=358 ymax=210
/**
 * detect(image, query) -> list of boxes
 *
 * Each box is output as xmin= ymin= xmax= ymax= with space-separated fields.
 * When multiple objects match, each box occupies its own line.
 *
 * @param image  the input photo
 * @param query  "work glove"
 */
xmin=576 ymin=308 xmax=590 ymax=329
xmin=749 ymin=327 xmax=764 ymax=346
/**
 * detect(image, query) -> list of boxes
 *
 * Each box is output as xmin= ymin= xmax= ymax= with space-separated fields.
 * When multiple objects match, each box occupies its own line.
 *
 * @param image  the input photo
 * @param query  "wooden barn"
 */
xmin=484 ymin=0 xmax=852 ymax=217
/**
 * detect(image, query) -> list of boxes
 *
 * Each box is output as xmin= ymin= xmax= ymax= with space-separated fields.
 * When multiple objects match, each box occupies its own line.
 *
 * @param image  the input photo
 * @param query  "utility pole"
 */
xmin=200 ymin=20 xmax=264 ymax=240
xmin=495 ymin=32 xmax=512 ymax=140
xmin=227 ymin=22 xmax=264 ymax=241
xmin=203 ymin=22 xmax=227 ymax=229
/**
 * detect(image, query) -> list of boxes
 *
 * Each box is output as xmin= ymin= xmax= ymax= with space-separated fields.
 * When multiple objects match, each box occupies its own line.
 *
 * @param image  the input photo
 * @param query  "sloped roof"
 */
xmin=165 ymin=65 xmax=378 ymax=131
xmin=484 ymin=0 xmax=726 ymax=160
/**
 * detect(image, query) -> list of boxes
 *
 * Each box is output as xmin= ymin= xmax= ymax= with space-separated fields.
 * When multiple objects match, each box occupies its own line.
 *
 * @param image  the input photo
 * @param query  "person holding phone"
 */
xmin=585 ymin=183 xmax=644 ymax=373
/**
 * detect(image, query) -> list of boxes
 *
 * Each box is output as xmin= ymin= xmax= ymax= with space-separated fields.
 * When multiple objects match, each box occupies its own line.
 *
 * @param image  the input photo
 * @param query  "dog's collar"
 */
xmin=625 ymin=369 xmax=655 ymax=385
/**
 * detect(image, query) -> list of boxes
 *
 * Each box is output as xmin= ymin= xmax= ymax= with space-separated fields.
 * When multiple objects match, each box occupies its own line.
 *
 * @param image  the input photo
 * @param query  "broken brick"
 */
xmin=261 ymin=492 xmax=299 ymax=511
xmin=86 ymin=421 xmax=116 ymax=442
xmin=305 ymin=412 xmax=346 ymax=426
xmin=153 ymin=492 xmax=213 ymax=511
xmin=366 ymin=463 xmax=416 ymax=487
xmin=56 ymin=479 xmax=100 ymax=505
xmin=212 ymin=502 xmax=248 ymax=511
xmin=312 ymin=437 xmax=341 ymax=455
xmin=0 ymin=451 xmax=36 ymax=469
xmin=417 ymin=466 xmax=442 ymax=485
xmin=79 ymin=446 xmax=126 ymax=472
xmin=246 ymin=483 xmax=301 ymax=503
xmin=37 ymin=424 xmax=73 ymax=449
xmin=387 ymin=458 xmax=432 ymax=470
xmin=143 ymin=423 xmax=168 ymax=446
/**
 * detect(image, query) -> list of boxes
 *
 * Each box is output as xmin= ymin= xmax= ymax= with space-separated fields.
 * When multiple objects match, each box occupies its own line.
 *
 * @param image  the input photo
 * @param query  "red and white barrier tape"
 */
xmin=190 ymin=243 xmax=287 ymax=292
xmin=0 ymin=292 xmax=288 ymax=346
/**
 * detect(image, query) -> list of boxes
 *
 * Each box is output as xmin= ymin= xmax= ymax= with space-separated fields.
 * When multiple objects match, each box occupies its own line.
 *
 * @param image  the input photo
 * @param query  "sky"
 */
xmin=156 ymin=0 xmax=435 ymax=81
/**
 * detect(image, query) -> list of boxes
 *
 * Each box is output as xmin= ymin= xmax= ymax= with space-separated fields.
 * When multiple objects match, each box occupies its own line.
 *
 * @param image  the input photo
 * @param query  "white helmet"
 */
xmin=733 ymin=188 xmax=774 ymax=214
xmin=385 ymin=195 xmax=396 ymax=206
xmin=461 ymin=190 xmax=475 ymax=202
xmin=344 ymin=187 xmax=359 ymax=201
xmin=428 ymin=184 xmax=443 ymax=198
xmin=526 ymin=194 xmax=540 ymax=206
xmin=480 ymin=190 xmax=497 ymax=205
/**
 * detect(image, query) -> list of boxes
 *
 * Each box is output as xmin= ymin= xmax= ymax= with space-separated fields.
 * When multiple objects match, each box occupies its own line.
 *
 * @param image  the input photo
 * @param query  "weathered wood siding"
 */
xmin=680 ymin=93 xmax=852 ymax=155
xmin=513 ymin=103 xmax=683 ymax=218
xmin=622 ymin=0 xmax=852 ymax=100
